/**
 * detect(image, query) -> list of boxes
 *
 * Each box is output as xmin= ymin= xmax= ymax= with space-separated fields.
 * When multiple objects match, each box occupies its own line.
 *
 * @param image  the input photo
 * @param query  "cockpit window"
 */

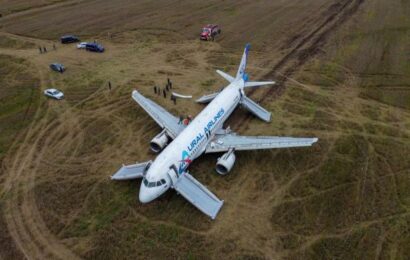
xmin=143 ymin=178 xmax=166 ymax=188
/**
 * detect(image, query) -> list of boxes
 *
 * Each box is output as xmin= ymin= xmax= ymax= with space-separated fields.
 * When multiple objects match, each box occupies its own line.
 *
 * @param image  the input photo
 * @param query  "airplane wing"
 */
xmin=205 ymin=134 xmax=318 ymax=153
xmin=132 ymin=90 xmax=184 ymax=138
xmin=172 ymin=171 xmax=224 ymax=219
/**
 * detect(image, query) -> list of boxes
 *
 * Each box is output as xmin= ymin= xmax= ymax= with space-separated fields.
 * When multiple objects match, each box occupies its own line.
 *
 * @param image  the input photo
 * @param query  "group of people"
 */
xmin=154 ymin=78 xmax=176 ymax=104
xmin=38 ymin=44 xmax=56 ymax=54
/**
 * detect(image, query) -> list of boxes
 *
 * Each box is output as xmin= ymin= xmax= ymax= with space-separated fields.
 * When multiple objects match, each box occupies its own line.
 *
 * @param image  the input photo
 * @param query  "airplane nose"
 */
xmin=139 ymin=183 xmax=152 ymax=203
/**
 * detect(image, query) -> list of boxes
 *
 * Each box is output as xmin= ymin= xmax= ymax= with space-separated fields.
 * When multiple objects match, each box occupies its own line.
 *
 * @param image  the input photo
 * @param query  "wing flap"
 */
xmin=206 ymin=134 xmax=318 ymax=153
xmin=173 ymin=172 xmax=224 ymax=219
xmin=111 ymin=161 xmax=152 ymax=180
xmin=132 ymin=90 xmax=184 ymax=138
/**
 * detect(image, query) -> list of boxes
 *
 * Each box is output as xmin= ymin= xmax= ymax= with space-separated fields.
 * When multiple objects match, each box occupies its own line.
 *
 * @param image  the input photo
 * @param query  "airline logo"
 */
xmin=178 ymin=150 xmax=191 ymax=174
xmin=204 ymin=108 xmax=224 ymax=137
xmin=178 ymin=108 xmax=225 ymax=174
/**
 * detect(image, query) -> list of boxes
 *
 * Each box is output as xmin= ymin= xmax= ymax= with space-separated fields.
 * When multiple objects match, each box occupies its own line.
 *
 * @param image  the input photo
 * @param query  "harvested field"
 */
xmin=0 ymin=0 xmax=409 ymax=259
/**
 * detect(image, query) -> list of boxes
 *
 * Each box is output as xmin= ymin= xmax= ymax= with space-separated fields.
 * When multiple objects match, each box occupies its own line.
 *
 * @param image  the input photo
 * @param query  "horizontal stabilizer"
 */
xmin=244 ymin=81 xmax=275 ymax=88
xmin=196 ymin=92 xmax=219 ymax=104
xmin=111 ymin=161 xmax=152 ymax=180
xmin=216 ymin=70 xmax=234 ymax=83
xmin=241 ymin=96 xmax=271 ymax=122
xmin=173 ymin=171 xmax=224 ymax=219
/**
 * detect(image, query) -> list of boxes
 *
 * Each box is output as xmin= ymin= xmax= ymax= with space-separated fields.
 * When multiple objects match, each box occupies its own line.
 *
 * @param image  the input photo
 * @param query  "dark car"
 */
xmin=85 ymin=43 xmax=104 ymax=53
xmin=60 ymin=35 xmax=80 ymax=44
xmin=49 ymin=63 xmax=65 ymax=73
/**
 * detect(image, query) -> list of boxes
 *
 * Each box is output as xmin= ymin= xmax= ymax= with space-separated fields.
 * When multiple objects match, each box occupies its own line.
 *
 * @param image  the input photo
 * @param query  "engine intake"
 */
xmin=150 ymin=130 xmax=169 ymax=153
xmin=215 ymin=148 xmax=236 ymax=175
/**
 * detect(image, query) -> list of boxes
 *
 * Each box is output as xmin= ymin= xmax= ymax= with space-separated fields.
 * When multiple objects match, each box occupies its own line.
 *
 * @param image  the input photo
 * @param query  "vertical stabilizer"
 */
xmin=236 ymin=43 xmax=250 ymax=80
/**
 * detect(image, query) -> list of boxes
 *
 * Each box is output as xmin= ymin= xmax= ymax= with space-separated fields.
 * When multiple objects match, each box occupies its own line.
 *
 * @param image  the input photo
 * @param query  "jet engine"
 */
xmin=215 ymin=148 xmax=236 ymax=175
xmin=150 ymin=130 xmax=170 ymax=153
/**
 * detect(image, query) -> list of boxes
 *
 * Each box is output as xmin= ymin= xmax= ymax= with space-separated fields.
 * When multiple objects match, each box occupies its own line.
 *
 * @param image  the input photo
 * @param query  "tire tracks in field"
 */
xmin=1 ymin=59 xmax=81 ymax=259
xmin=235 ymin=0 xmax=365 ymax=130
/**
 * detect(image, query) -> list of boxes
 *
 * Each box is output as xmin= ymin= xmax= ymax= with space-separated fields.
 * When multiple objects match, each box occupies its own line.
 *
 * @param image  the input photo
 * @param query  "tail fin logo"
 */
xmin=236 ymin=43 xmax=250 ymax=79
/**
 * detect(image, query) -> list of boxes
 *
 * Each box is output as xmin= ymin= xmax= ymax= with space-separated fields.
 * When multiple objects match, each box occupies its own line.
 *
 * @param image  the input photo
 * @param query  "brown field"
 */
xmin=0 ymin=0 xmax=409 ymax=259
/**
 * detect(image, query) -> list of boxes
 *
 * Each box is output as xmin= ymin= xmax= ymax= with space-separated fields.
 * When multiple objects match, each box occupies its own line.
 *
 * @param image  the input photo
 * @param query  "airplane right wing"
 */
xmin=205 ymin=134 xmax=318 ymax=153
xmin=111 ymin=160 xmax=152 ymax=180
xmin=172 ymin=171 xmax=224 ymax=219
xmin=132 ymin=90 xmax=184 ymax=139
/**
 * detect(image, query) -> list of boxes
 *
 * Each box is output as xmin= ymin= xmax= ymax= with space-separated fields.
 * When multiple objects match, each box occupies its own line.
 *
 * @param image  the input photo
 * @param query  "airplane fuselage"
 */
xmin=139 ymin=79 xmax=244 ymax=202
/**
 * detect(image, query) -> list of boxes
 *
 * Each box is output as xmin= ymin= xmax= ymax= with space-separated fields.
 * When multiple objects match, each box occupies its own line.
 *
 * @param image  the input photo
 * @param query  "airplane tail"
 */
xmin=236 ymin=43 xmax=250 ymax=80
xmin=235 ymin=44 xmax=275 ymax=87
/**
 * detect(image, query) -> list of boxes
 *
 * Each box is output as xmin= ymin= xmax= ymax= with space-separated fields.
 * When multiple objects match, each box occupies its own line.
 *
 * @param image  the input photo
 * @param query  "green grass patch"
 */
xmin=0 ymin=55 xmax=40 ymax=160
xmin=0 ymin=35 xmax=35 ymax=49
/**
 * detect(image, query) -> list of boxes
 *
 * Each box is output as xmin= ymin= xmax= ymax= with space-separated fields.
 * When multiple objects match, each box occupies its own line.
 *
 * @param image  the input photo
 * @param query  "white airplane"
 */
xmin=111 ymin=44 xmax=318 ymax=219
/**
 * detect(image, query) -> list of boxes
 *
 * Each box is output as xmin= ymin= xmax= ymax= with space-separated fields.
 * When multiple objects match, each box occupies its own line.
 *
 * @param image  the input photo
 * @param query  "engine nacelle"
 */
xmin=215 ymin=149 xmax=236 ymax=175
xmin=150 ymin=130 xmax=169 ymax=153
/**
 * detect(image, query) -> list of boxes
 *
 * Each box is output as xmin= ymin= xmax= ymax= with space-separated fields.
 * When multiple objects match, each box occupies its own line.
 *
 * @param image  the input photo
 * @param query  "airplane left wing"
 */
xmin=132 ymin=90 xmax=184 ymax=138
xmin=205 ymin=134 xmax=318 ymax=153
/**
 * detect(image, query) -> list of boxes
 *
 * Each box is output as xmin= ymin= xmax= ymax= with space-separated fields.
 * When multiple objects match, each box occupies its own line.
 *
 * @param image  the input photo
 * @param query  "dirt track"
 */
xmin=234 ymin=0 xmax=366 ymax=130
xmin=0 ymin=0 xmax=410 ymax=259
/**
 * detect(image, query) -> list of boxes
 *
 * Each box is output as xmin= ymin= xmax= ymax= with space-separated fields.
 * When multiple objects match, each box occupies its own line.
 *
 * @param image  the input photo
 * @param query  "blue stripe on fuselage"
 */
xmin=186 ymin=107 xmax=225 ymax=155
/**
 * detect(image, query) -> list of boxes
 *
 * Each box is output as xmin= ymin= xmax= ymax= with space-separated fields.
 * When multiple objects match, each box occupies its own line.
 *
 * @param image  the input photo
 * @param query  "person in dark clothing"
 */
xmin=53 ymin=43 xmax=56 ymax=50
xmin=165 ymin=84 xmax=169 ymax=91
xmin=171 ymin=95 xmax=176 ymax=105
xmin=178 ymin=115 xmax=183 ymax=124
xmin=157 ymin=87 xmax=161 ymax=95
xmin=163 ymin=89 xmax=166 ymax=98
xmin=169 ymin=81 xmax=172 ymax=89
xmin=43 ymin=46 xmax=47 ymax=53
xmin=39 ymin=47 xmax=42 ymax=54
xmin=108 ymin=81 xmax=112 ymax=91
xmin=154 ymin=86 xmax=157 ymax=94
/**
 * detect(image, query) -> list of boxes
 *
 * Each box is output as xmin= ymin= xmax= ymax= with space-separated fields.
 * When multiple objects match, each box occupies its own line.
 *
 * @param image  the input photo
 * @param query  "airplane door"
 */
xmin=167 ymin=165 xmax=179 ymax=186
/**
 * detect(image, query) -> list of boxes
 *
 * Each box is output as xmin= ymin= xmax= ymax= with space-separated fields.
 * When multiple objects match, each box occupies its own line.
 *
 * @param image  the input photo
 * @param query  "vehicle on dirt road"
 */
xmin=44 ymin=88 xmax=64 ymax=100
xmin=77 ymin=42 xmax=88 ymax=49
xmin=49 ymin=63 xmax=65 ymax=73
xmin=200 ymin=24 xmax=221 ymax=41
xmin=60 ymin=35 xmax=80 ymax=44
xmin=85 ymin=43 xmax=104 ymax=52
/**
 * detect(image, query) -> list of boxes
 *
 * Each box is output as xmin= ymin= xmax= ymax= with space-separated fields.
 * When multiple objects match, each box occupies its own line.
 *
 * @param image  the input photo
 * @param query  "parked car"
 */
xmin=44 ymin=88 xmax=64 ymax=100
xmin=60 ymin=35 xmax=80 ymax=44
xmin=77 ymin=42 xmax=88 ymax=49
xmin=200 ymin=24 xmax=221 ymax=41
xmin=49 ymin=63 xmax=65 ymax=73
xmin=85 ymin=43 xmax=104 ymax=52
